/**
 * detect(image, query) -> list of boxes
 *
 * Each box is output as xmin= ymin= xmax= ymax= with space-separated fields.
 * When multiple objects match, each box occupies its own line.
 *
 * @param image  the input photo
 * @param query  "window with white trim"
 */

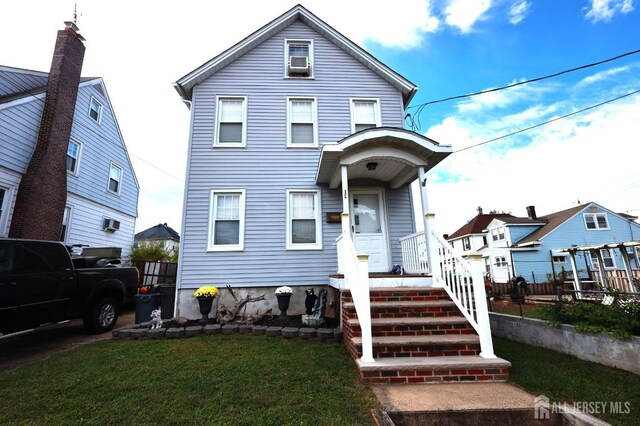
xmin=495 ymin=256 xmax=508 ymax=267
xmin=287 ymin=97 xmax=317 ymax=147
xmin=350 ymin=98 xmax=380 ymax=133
xmin=108 ymin=163 xmax=123 ymax=195
xmin=208 ymin=190 xmax=245 ymax=251
xmin=0 ymin=186 xmax=8 ymax=236
xmin=462 ymin=237 xmax=471 ymax=251
xmin=66 ymin=140 xmax=81 ymax=175
xmin=584 ymin=213 xmax=609 ymax=230
xmin=589 ymin=249 xmax=616 ymax=269
xmin=285 ymin=40 xmax=312 ymax=77
xmin=491 ymin=227 xmax=505 ymax=241
xmin=59 ymin=206 xmax=72 ymax=243
xmin=552 ymin=255 xmax=568 ymax=264
xmin=215 ymin=96 xmax=247 ymax=147
xmin=89 ymin=97 xmax=102 ymax=123
xmin=286 ymin=190 xmax=322 ymax=250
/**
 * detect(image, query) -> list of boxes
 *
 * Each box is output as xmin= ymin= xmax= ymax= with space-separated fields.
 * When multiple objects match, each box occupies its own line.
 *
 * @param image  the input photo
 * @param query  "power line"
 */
xmin=453 ymin=89 xmax=640 ymax=153
xmin=408 ymin=48 xmax=640 ymax=110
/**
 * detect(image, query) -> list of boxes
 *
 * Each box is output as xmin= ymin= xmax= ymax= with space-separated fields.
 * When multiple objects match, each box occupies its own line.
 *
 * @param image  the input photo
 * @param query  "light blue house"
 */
xmin=0 ymin=61 xmax=139 ymax=256
xmin=482 ymin=203 xmax=640 ymax=286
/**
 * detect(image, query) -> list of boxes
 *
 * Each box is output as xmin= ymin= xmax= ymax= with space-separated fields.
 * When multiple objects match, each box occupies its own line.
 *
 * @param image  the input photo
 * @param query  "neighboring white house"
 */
xmin=134 ymin=223 xmax=180 ymax=252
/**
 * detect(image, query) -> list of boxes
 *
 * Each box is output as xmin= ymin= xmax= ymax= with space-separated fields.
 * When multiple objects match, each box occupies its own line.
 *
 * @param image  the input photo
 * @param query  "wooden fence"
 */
xmin=134 ymin=261 xmax=178 ymax=286
xmin=591 ymin=269 xmax=640 ymax=293
xmin=490 ymin=281 xmax=557 ymax=296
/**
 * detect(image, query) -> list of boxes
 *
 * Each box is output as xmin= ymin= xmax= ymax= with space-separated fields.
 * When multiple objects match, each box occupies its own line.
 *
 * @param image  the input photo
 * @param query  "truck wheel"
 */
xmin=84 ymin=296 xmax=120 ymax=333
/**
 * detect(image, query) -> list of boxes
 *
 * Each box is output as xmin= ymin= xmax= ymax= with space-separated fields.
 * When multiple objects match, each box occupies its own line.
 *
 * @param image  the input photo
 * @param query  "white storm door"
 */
xmin=350 ymin=190 xmax=390 ymax=272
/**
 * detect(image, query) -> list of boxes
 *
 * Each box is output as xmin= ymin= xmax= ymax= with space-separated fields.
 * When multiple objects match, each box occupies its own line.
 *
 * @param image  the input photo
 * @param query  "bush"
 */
xmin=540 ymin=300 xmax=640 ymax=339
xmin=130 ymin=241 xmax=172 ymax=262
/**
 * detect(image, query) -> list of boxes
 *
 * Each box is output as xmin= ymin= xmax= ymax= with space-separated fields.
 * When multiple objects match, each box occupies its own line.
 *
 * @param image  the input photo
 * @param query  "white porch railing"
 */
xmin=336 ymin=233 xmax=374 ymax=363
xmin=399 ymin=231 xmax=429 ymax=273
xmin=431 ymin=231 xmax=495 ymax=358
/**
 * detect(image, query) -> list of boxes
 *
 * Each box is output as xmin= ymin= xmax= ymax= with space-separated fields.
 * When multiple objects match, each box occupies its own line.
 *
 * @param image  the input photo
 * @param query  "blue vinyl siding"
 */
xmin=511 ymin=205 xmax=640 ymax=282
xmin=179 ymin=20 xmax=412 ymax=289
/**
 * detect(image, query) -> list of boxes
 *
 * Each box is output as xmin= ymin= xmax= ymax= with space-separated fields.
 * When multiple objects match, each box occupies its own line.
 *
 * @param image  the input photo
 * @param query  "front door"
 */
xmin=350 ymin=190 xmax=390 ymax=272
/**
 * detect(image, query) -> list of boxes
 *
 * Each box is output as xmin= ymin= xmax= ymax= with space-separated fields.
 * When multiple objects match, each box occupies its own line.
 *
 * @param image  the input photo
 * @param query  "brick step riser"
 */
xmin=344 ymin=309 xmax=463 ymax=319
xmin=342 ymin=291 xmax=450 ymax=304
xmin=349 ymin=324 xmax=476 ymax=338
xmin=360 ymin=366 xmax=510 ymax=384
xmin=354 ymin=344 xmax=481 ymax=359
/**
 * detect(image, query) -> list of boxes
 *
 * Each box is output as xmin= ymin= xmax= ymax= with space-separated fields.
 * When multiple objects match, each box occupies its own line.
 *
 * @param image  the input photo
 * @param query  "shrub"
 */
xmin=130 ymin=241 xmax=172 ymax=262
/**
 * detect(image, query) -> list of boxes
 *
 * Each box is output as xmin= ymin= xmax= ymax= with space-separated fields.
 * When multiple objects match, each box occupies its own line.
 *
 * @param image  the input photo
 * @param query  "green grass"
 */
xmin=0 ymin=336 xmax=378 ymax=425
xmin=494 ymin=336 xmax=640 ymax=425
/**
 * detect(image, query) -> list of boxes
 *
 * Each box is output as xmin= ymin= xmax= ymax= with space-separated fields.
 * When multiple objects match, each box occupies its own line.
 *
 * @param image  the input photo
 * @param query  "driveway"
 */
xmin=0 ymin=305 xmax=135 ymax=373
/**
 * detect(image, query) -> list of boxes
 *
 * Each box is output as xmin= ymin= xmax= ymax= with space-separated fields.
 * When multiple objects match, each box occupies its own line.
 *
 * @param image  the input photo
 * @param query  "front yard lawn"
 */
xmin=0 ymin=336 xmax=378 ymax=425
xmin=495 ymin=336 xmax=640 ymax=425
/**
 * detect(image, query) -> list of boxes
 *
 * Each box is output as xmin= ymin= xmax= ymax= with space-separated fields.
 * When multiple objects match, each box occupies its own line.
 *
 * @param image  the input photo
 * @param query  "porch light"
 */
xmin=366 ymin=162 xmax=378 ymax=171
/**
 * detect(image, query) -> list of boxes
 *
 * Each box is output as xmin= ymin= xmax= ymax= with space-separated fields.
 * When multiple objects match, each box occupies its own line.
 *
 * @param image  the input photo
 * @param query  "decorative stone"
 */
xmin=174 ymin=317 xmax=189 ymax=327
xmin=221 ymin=324 xmax=239 ymax=334
xmin=166 ymin=327 xmax=185 ymax=338
xmin=317 ymin=328 xmax=333 ymax=341
xmin=299 ymin=327 xmax=317 ymax=339
xmin=333 ymin=329 xmax=343 ymax=340
xmin=147 ymin=328 xmax=166 ymax=339
xmin=185 ymin=325 xmax=203 ymax=337
xmin=112 ymin=329 xmax=124 ymax=339
xmin=130 ymin=329 xmax=147 ymax=339
xmin=252 ymin=325 xmax=268 ymax=335
xmin=238 ymin=325 xmax=253 ymax=334
xmin=282 ymin=327 xmax=299 ymax=338
xmin=266 ymin=326 xmax=283 ymax=337
xmin=118 ymin=329 xmax=136 ymax=339
xmin=203 ymin=324 xmax=221 ymax=335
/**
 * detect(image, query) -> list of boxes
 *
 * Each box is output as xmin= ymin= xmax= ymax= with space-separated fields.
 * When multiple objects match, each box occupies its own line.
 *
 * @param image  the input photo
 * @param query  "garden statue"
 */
xmin=304 ymin=289 xmax=317 ymax=315
xmin=150 ymin=309 xmax=163 ymax=329
xmin=302 ymin=289 xmax=327 ymax=326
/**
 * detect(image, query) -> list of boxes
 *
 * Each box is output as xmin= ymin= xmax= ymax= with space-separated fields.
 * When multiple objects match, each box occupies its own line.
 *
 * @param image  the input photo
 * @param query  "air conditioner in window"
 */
xmin=103 ymin=218 xmax=120 ymax=232
xmin=288 ymin=56 xmax=310 ymax=75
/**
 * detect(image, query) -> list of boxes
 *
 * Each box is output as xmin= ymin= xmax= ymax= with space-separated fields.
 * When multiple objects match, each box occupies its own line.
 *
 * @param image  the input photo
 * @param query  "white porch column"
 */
xmin=567 ymin=249 xmax=582 ymax=298
xmin=418 ymin=167 xmax=441 ymax=280
xmin=468 ymin=253 xmax=496 ymax=358
xmin=618 ymin=244 xmax=637 ymax=293
xmin=341 ymin=165 xmax=350 ymax=237
xmin=593 ymin=250 xmax=608 ymax=289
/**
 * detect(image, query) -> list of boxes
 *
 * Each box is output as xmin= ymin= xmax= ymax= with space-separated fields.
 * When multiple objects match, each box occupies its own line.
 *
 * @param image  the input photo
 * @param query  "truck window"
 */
xmin=0 ymin=245 xmax=15 ymax=274
xmin=21 ymin=243 xmax=72 ymax=273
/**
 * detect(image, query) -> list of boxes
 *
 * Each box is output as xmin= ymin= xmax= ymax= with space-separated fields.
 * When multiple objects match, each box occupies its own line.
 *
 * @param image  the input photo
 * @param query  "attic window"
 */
xmin=285 ymin=40 xmax=312 ymax=78
xmin=89 ymin=96 xmax=102 ymax=123
xmin=584 ymin=213 xmax=609 ymax=230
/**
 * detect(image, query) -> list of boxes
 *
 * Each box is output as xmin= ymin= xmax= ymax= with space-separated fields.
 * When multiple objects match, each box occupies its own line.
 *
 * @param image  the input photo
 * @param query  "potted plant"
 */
xmin=275 ymin=286 xmax=293 ymax=320
xmin=194 ymin=286 xmax=219 ymax=322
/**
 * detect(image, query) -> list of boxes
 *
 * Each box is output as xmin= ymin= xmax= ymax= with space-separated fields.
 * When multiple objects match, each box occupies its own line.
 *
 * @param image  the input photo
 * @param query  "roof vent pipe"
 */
xmin=526 ymin=205 xmax=537 ymax=220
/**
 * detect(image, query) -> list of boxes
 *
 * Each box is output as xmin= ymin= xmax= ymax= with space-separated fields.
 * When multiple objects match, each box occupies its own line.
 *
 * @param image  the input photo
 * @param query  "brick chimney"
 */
xmin=9 ymin=22 xmax=86 ymax=240
xmin=526 ymin=205 xmax=537 ymax=220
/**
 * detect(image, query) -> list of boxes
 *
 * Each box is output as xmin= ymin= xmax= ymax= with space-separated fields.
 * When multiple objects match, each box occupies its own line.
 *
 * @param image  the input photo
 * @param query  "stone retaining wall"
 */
xmin=490 ymin=312 xmax=640 ymax=375
xmin=113 ymin=321 xmax=343 ymax=342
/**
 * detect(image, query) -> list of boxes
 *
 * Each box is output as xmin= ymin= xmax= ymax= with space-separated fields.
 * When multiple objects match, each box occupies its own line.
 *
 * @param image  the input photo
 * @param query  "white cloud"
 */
xmin=576 ymin=66 xmax=631 ymax=86
xmin=423 ymin=92 xmax=640 ymax=235
xmin=443 ymin=0 xmax=493 ymax=33
xmin=509 ymin=1 xmax=531 ymax=24
xmin=585 ymin=0 xmax=635 ymax=23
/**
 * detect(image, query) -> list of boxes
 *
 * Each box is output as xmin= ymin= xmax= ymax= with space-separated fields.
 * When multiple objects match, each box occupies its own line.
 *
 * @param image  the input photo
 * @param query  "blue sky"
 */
xmin=2 ymin=0 xmax=639 ymax=236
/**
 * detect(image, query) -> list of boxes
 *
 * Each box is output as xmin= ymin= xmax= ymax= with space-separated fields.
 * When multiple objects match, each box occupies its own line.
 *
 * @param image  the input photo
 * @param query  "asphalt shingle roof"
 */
xmin=134 ymin=223 xmax=180 ymax=242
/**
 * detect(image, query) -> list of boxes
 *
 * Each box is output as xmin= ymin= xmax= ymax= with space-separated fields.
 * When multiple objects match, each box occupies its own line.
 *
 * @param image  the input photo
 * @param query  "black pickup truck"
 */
xmin=0 ymin=239 xmax=138 ymax=335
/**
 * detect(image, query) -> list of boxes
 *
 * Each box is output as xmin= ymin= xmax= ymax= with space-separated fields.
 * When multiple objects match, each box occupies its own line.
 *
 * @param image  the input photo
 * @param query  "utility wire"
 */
xmin=407 ymin=48 xmax=640 ymax=110
xmin=453 ymin=89 xmax=640 ymax=153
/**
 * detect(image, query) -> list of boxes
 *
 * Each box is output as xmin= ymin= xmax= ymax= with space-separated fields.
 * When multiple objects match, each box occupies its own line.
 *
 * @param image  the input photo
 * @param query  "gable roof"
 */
xmin=135 ymin=223 xmax=180 ymax=242
xmin=174 ymin=4 xmax=418 ymax=107
xmin=447 ymin=213 xmax=516 ymax=240
xmin=513 ymin=203 xmax=594 ymax=246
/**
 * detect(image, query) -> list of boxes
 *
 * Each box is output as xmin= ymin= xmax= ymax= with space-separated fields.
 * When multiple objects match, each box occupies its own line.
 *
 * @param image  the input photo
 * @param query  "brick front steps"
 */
xmin=342 ymin=287 xmax=511 ymax=384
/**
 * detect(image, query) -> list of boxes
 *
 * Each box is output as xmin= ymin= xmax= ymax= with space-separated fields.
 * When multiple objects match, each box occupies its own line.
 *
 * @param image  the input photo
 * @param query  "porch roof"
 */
xmin=316 ymin=127 xmax=452 ymax=189
xmin=557 ymin=240 xmax=640 ymax=253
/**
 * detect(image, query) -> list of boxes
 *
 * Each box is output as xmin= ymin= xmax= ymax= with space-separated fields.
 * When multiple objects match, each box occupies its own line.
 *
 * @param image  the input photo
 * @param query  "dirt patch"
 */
xmin=489 ymin=297 xmax=551 ymax=317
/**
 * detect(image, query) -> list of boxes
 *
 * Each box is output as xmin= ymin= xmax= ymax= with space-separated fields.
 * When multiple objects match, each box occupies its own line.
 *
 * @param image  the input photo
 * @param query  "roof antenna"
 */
xmin=73 ymin=3 xmax=82 ymax=25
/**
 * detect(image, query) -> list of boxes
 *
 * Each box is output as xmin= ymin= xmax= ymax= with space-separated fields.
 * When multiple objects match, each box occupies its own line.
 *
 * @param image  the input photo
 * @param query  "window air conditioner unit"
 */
xmin=103 ymin=218 xmax=120 ymax=232
xmin=288 ymin=56 xmax=310 ymax=75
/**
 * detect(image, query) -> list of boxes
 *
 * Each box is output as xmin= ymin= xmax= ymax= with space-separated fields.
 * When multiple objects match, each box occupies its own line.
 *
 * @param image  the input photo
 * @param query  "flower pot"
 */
xmin=197 ymin=297 xmax=214 ymax=322
xmin=276 ymin=294 xmax=292 ymax=321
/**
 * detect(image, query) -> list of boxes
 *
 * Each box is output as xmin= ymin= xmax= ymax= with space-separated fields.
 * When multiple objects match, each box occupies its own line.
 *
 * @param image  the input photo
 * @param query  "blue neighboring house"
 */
xmin=172 ymin=4 xmax=452 ymax=319
xmin=481 ymin=203 xmax=640 ymax=284
xmin=0 ymin=25 xmax=139 ymax=257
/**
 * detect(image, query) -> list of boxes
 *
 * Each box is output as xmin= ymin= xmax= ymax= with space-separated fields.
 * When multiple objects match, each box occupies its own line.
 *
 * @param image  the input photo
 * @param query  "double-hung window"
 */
xmin=286 ymin=190 xmax=322 ymax=250
xmin=66 ymin=140 xmax=82 ymax=175
xmin=89 ymin=96 xmax=102 ymax=123
xmin=215 ymin=96 xmax=247 ymax=147
xmin=59 ymin=206 xmax=72 ymax=243
xmin=208 ymin=190 xmax=245 ymax=251
xmin=495 ymin=256 xmax=508 ymax=267
xmin=0 ymin=186 xmax=8 ymax=237
xmin=350 ymin=98 xmax=380 ymax=133
xmin=287 ymin=97 xmax=317 ymax=147
xmin=491 ymin=227 xmax=505 ymax=241
xmin=462 ymin=237 xmax=471 ymax=251
xmin=584 ymin=213 xmax=609 ymax=230
xmin=589 ymin=249 xmax=616 ymax=269
xmin=285 ymin=40 xmax=312 ymax=78
xmin=108 ymin=163 xmax=123 ymax=195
